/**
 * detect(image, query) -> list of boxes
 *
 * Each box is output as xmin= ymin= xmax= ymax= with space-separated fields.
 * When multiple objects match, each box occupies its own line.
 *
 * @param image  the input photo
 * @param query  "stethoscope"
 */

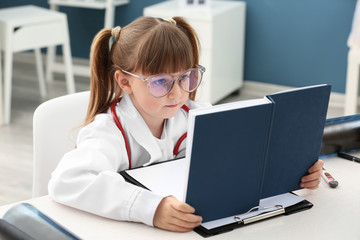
xmin=110 ymin=98 xmax=189 ymax=169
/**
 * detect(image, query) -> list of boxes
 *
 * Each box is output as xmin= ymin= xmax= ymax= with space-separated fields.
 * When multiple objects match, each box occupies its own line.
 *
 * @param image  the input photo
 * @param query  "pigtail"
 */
xmin=173 ymin=17 xmax=201 ymax=100
xmin=84 ymin=29 xmax=119 ymax=125
xmin=173 ymin=17 xmax=200 ymax=67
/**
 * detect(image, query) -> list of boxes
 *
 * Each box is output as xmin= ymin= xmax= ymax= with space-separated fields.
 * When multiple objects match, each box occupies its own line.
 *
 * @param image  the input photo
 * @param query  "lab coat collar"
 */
xmin=117 ymin=94 xmax=163 ymax=165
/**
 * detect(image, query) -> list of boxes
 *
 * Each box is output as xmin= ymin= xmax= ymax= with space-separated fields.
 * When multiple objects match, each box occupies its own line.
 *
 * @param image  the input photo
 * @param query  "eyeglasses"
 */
xmin=121 ymin=65 xmax=205 ymax=98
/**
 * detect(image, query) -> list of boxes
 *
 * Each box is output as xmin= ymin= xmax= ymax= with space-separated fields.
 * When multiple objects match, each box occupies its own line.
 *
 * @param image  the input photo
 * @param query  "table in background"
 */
xmin=0 ymin=157 xmax=359 ymax=239
xmin=47 ymin=0 xmax=129 ymax=79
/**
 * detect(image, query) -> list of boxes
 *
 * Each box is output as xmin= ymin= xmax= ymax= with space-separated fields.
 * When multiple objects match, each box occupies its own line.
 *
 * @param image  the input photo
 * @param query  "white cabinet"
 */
xmin=144 ymin=0 xmax=246 ymax=104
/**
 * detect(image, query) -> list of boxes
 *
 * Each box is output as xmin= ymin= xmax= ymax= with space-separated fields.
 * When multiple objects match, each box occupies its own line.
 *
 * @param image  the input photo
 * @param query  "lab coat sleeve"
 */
xmin=48 ymin=115 xmax=163 ymax=226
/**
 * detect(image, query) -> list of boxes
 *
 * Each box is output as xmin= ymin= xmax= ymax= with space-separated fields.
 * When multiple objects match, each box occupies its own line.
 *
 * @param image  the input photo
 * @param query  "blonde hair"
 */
xmin=84 ymin=16 xmax=200 ymax=125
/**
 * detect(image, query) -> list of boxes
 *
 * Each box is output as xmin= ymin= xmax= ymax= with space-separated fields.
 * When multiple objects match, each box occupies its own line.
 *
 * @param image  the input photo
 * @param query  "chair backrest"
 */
xmin=32 ymin=91 xmax=90 ymax=197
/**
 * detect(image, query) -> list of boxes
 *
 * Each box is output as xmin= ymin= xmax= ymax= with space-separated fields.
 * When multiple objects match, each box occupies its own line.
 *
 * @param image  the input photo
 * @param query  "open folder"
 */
xmin=120 ymin=158 xmax=313 ymax=237
xmin=120 ymin=84 xmax=330 ymax=236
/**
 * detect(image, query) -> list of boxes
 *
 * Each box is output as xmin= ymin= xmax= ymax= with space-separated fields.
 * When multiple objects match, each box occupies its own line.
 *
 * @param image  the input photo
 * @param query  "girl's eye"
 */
xmin=151 ymin=76 xmax=169 ymax=85
xmin=180 ymin=74 xmax=190 ymax=81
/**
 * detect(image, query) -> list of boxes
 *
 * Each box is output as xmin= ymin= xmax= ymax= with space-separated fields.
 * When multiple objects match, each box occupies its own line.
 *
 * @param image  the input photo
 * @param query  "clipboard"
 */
xmin=194 ymin=197 xmax=313 ymax=237
xmin=119 ymin=159 xmax=313 ymax=237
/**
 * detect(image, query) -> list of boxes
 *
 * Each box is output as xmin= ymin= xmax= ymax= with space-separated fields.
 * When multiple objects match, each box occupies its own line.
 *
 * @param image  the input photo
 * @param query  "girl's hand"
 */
xmin=300 ymin=159 xmax=324 ymax=189
xmin=153 ymin=196 xmax=202 ymax=232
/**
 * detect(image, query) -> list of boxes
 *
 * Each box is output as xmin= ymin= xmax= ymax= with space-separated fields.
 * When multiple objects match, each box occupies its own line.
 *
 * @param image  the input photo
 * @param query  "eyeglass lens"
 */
xmin=148 ymin=69 xmax=201 ymax=97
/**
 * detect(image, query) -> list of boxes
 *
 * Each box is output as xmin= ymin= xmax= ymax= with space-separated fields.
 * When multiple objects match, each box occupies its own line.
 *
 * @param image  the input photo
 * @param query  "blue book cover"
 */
xmin=185 ymin=84 xmax=331 ymax=222
xmin=185 ymin=99 xmax=274 ymax=222
xmin=261 ymin=84 xmax=331 ymax=198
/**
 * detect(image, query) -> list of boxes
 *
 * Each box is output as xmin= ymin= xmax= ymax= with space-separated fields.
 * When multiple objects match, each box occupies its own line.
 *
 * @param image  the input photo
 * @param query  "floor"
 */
xmin=0 ymin=55 xmax=344 ymax=205
xmin=0 ymin=57 xmax=90 ymax=205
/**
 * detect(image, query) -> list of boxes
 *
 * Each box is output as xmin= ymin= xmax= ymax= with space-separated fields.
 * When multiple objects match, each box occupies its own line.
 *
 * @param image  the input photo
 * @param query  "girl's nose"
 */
xmin=167 ymin=80 xmax=182 ymax=98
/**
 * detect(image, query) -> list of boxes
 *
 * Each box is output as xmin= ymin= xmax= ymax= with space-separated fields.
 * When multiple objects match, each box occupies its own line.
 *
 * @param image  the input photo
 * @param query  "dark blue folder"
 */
xmin=186 ymin=102 xmax=274 ymax=222
xmin=261 ymin=85 xmax=331 ymax=198
xmin=1 ymin=203 xmax=80 ymax=240
xmin=185 ymin=84 xmax=331 ymax=223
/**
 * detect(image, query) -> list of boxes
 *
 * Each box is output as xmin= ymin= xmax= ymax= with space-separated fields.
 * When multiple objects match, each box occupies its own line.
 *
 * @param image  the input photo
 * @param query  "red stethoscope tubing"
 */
xmin=110 ymin=98 xmax=189 ymax=169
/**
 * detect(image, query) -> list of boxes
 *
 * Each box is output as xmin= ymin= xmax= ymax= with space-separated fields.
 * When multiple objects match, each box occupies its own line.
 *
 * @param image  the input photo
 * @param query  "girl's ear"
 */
xmin=114 ymin=70 xmax=132 ymax=94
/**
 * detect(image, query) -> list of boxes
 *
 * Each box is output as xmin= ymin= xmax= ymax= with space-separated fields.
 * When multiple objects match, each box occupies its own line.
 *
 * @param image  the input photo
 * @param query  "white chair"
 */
xmin=345 ymin=48 xmax=360 ymax=115
xmin=345 ymin=0 xmax=360 ymax=115
xmin=33 ymin=91 xmax=89 ymax=198
xmin=0 ymin=39 xmax=3 ymax=125
xmin=0 ymin=5 xmax=76 ymax=124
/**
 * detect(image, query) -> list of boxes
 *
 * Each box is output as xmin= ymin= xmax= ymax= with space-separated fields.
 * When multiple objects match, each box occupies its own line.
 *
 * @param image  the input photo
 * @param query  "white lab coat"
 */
xmin=48 ymin=93 xmax=209 ymax=226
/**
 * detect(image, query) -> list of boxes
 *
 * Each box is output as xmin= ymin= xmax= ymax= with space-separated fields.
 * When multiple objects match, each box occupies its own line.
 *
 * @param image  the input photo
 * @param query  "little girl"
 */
xmin=48 ymin=16 xmax=324 ymax=232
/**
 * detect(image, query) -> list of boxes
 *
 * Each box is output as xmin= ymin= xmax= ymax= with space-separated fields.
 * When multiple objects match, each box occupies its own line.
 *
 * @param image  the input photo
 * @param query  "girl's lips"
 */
xmin=165 ymin=104 xmax=179 ymax=108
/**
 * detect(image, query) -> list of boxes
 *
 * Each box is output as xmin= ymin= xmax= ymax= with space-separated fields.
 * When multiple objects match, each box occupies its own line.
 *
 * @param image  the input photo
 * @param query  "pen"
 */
xmin=337 ymin=152 xmax=360 ymax=163
xmin=321 ymin=167 xmax=338 ymax=188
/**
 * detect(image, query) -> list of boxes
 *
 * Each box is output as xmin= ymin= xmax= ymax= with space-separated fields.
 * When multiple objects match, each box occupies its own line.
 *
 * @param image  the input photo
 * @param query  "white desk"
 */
xmin=1 ymin=157 xmax=359 ymax=239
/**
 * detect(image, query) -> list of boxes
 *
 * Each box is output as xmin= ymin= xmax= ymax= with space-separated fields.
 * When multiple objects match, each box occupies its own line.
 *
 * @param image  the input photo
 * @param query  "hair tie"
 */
xmin=111 ymin=26 xmax=121 ymax=39
xmin=165 ymin=18 xmax=176 ymax=25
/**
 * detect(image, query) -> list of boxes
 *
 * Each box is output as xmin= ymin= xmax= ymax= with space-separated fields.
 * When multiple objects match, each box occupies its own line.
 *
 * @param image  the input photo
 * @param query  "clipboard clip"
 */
xmin=234 ymin=205 xmax=285 ymax=224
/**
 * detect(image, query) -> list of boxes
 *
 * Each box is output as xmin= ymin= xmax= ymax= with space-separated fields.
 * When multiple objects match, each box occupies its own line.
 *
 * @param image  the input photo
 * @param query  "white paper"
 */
xmin=125 ymin=161 xmax=306 ymax=231
xmin=125 ymin=158 xmax=188 ymax=201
